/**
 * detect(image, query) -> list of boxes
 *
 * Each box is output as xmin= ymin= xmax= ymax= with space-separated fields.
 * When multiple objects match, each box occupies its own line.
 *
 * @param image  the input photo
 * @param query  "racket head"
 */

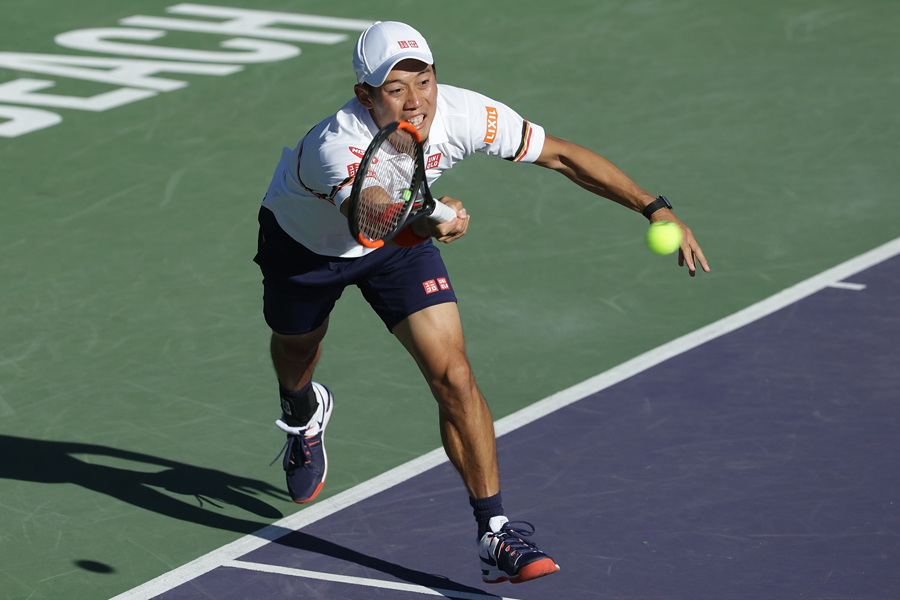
xmin=347 ymin=121 xmax=424 ymax=248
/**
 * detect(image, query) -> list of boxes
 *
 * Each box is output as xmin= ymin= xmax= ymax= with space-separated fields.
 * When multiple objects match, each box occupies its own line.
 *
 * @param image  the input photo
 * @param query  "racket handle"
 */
xmin=428 ymin=199 xmax=458 ymax=223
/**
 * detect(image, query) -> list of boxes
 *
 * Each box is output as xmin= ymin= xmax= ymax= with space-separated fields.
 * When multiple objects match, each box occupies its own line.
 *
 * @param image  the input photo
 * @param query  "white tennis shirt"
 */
xmin=261 ymin=84 xmax=546 ymax=258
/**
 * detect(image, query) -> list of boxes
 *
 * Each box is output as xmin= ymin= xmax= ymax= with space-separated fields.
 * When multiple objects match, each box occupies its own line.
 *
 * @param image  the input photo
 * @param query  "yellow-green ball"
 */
xmin=646 ymin=221 xmax=682 ymax=255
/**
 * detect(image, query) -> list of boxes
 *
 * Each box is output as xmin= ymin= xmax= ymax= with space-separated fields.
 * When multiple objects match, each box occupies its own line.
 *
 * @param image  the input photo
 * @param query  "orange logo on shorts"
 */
xmin=484 ymin=107 xmax=498 ymax=143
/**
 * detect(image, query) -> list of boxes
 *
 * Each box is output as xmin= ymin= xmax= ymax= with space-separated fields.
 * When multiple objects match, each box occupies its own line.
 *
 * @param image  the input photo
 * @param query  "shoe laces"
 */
xmin=269 ymin=432 xmax=312 ymax=469
xmin=492 ymin=521 xmax=540 ymax=555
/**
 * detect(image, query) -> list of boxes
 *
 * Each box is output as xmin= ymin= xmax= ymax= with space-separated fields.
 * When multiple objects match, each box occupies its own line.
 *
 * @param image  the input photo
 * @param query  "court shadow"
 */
xmin=0 ymin=434 xmax=288 ymax=535
xmin=267 ymin=530 xmax=502 ymax=598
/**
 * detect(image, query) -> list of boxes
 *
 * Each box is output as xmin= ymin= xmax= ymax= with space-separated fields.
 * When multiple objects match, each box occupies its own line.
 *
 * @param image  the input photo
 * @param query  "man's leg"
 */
xmin=269 ymin=320 xmax=335 ymax=504
xmin=271 ymin=318 xmax=329 ymax=392
xmin=393 ymin=302 xmax=559 ymax=584
xmin=391 ymin=302 xmax=499 ymax=499
xmin=254 ymin=205 xmax=345 ymax=504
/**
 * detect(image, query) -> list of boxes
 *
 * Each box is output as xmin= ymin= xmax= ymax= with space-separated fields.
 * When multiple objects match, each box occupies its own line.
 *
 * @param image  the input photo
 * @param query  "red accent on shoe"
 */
xmin=293 ymin=479 xmax=326 ymax=504
xmin=509 ymin=558 xmax=560 ymax=584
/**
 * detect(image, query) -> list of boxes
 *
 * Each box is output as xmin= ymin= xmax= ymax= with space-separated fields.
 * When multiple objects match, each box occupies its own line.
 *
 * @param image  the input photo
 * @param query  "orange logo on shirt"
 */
xmin=484 ymin=107 xmax=498 ymax=143
xmin=349 ymin=147 xmax=377 ymax=164
xmin=348 ymin=163 xmax=377 ymax=179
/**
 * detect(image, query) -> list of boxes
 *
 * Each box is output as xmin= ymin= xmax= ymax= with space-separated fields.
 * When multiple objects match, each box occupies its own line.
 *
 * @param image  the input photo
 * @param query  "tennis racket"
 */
xmin=347 ymin=120 xmax=457 ymax=248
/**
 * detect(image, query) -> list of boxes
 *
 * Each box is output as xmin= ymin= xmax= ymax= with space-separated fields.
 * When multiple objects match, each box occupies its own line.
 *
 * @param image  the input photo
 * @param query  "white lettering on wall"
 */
xmin=54 ymin=28 xmax=301 ymax=63
xmin=120 ymin=4 xmax=371 ymax=44
xmin=0 ymin=78 xmax=156 ymax=111
xmin=0 ymin=4 xmax=375 ymax=138
xmin=0 ymin=53 xmax=242 ymax=92
xmin=0 ymin=104 xmax=63 ymax=138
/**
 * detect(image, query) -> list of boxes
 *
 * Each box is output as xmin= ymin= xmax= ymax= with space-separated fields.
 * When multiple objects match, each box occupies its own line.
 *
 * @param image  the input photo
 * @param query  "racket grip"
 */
xmin=428 ymin=199 xmax=458 ymax=223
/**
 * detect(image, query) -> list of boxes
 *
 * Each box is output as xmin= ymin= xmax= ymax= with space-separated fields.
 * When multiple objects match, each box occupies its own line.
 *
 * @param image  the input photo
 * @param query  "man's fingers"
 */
xmin=676 ymin=229 xmax=711 ymax=277
xmin=436 ymin=213 xmax=470 ymax=243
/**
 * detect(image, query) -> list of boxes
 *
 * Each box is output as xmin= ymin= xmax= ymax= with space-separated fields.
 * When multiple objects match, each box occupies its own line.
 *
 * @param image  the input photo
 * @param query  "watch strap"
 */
xmin=642 ymin=195 xmax=672 ymax=220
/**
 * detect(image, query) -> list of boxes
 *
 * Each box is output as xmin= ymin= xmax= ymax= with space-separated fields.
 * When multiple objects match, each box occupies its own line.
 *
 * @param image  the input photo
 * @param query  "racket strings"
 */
xmin=357 ymin=129 xmax=419 ymax=242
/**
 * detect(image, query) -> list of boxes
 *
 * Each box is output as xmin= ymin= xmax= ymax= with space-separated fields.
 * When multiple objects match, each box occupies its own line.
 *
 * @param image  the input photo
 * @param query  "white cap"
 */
xmin=353 ymin=21 xmax=434 ymax=87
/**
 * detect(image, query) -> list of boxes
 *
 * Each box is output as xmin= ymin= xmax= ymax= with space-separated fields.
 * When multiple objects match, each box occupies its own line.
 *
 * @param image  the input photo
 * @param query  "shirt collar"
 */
xmin=358 ymin=102 xmax=380 ymax=137
xmin=424 ymin=90 xmax=448 ymax=151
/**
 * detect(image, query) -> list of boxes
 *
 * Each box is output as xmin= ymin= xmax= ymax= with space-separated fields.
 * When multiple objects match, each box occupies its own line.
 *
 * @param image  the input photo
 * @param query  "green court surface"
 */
xmin=1 ymin=1 xmax=898 ymax=598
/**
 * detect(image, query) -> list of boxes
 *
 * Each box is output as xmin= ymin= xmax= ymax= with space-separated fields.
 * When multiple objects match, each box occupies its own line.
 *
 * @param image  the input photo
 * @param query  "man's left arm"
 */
xmin=535 ymin=134 xmax=710 ymax=276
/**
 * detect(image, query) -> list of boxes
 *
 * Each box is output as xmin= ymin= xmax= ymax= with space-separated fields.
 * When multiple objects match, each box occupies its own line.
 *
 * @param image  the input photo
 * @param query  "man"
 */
xmin=255 ymin=21 xmax=709 ymax=585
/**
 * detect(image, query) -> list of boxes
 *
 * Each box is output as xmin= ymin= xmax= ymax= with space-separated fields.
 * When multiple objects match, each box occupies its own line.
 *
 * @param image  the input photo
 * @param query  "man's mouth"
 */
xmin=407 ymin=115 xmax=425 ymax=127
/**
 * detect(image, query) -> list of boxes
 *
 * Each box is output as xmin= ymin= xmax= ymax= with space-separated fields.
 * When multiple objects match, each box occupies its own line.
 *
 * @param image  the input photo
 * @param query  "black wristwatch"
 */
xmin=642 ymin=195 xmax=672 ymax=220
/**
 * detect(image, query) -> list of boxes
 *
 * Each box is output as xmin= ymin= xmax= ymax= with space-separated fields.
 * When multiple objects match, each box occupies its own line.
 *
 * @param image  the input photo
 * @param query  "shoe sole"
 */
xmin=291 ymin=384 xmax=334 ymax=504
xmin=293 ymin=478 xmax=325 ymax=504
xmin=483 ymin=558 xmax=560 ymax=584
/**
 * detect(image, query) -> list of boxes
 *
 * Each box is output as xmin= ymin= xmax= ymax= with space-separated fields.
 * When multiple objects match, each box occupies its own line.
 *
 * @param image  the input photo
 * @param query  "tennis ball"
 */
xmin=646 ymin=221 xmax=682 ymax=255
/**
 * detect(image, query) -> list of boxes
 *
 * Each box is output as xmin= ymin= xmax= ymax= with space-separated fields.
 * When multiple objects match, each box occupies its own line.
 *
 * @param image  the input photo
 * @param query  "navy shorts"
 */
xmin=253 ymin=207 xmax=457 ymax=334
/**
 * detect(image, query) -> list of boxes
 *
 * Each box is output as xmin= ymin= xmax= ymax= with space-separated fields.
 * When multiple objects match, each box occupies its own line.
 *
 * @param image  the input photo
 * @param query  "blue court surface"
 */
xmin=121 ymin=243 xmax=900 ymax=600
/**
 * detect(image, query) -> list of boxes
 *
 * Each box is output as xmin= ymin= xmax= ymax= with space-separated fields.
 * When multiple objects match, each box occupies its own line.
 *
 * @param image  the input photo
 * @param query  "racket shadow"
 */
xmin=0 ymin=434 xmax=289 ymax=535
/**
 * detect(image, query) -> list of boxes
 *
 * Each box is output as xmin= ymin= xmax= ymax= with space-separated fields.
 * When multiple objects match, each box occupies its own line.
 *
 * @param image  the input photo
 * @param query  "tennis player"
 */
xmin=255 ymin=20 xmax=709 ymax=585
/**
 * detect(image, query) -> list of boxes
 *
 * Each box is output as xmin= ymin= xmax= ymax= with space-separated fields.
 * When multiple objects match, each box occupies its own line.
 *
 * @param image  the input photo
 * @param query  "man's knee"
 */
xmin=272 ymin=324 xmax=327 ymax=363
xmin=273 ymin=334 xmax=317 ymax=362
xmin=429 ymin=352 xmax=477 ymax=402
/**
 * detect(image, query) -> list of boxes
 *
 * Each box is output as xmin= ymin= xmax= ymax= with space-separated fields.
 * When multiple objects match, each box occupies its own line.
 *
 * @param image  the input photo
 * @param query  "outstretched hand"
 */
xmin=652 ymin=210 xmax=710 ymax=276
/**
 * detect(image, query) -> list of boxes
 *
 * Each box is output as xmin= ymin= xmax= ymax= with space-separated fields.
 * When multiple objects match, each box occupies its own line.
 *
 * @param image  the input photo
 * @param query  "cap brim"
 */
xmin=363 ymin=50 xmax=434 ymax=87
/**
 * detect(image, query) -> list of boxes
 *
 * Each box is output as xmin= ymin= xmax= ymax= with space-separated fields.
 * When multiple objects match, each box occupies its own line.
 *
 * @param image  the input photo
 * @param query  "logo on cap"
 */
xmin=353 ymin=22 xmax=434 ymax=86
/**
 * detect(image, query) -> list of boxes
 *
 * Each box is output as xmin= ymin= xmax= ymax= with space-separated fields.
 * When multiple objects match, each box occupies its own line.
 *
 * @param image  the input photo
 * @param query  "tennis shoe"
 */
xmin=478 ymin=516 xmax=560 ymax=584
xmin=272 ymin=382 xmax=334 ymax=504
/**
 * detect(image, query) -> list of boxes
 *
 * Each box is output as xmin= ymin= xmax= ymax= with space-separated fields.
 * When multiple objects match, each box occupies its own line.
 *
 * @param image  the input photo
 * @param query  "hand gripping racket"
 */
xmin=347 ymin=120 xmax=457 ymax=248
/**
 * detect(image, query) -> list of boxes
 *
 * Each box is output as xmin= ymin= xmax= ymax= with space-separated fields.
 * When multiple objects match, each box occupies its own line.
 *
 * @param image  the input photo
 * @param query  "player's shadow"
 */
xmin=0 ymin=434 xmax=288 ymax=534
xmin=3 ymin=435 xmax=496 ymax=596
xmin=270 ymin=531 xmax=503 ymax=598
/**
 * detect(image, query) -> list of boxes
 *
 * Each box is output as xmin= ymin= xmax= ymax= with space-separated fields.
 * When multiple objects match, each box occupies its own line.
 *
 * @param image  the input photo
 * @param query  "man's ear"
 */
xmin=354 ymin=84 xmax=374 ymax=109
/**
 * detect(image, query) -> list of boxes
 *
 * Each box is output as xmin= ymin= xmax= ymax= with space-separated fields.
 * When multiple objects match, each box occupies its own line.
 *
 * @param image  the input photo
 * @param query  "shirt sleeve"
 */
xmin=464 ymin=89 xmax=546 ymax=163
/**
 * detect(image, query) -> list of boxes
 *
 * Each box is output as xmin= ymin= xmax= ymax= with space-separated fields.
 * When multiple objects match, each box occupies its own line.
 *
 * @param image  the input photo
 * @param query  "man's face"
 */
xmin=356 ymin=59 xmax=438 ymax=141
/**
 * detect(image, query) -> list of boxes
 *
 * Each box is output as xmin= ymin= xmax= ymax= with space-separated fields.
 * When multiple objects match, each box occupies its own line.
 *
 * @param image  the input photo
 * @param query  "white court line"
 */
xmin=223 ymin=559 xmax=523 ymax=600
xmin=827 ymin=281 xmax=867 ymax=291
xmin=110 ymin=236 xmax=900 ymax=600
